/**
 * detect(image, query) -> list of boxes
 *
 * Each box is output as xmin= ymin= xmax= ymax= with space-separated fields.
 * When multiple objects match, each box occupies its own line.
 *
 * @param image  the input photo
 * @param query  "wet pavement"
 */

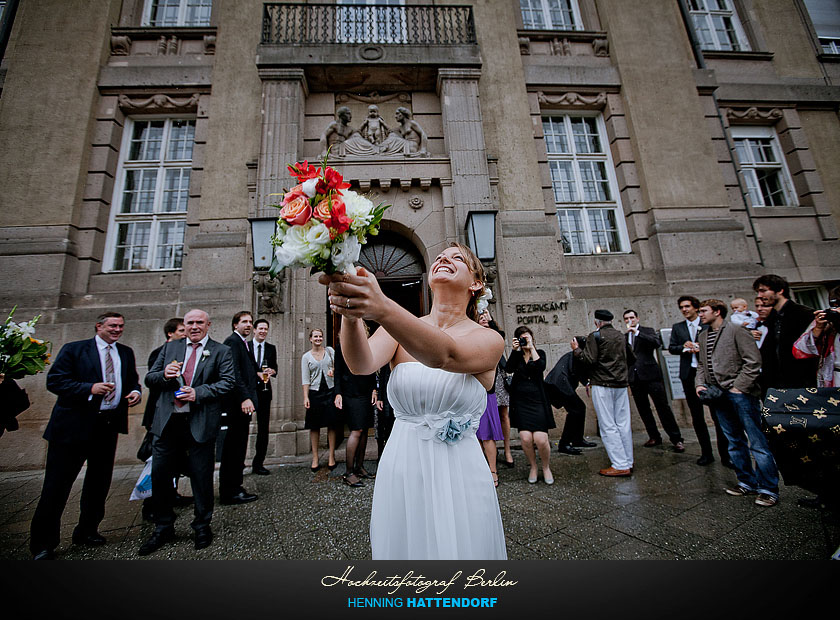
xmin=1 ymin=430 xmax=838 ymax=560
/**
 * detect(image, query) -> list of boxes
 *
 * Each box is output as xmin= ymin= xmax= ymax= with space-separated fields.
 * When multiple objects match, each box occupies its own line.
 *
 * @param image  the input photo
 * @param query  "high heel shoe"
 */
xmin=527 ymin=470 xmax=537 ymax=484
xmin=543 ymin=470 xmax=554 ymax=485
xmin=490 ymin=471 xmax=499 ymax=488
xmin=328 ymin=463 xmax=337 ymax=471
xmin=310 ymin=464 xmax=320 ymax=472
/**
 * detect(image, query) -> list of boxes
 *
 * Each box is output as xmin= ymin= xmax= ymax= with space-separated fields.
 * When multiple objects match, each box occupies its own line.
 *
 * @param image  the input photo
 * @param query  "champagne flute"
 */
xmin=260 ymin=363 xmax=270 ymax=391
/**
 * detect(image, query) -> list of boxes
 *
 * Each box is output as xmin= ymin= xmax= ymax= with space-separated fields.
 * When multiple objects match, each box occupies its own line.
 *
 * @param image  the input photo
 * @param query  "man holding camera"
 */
xmin=695 ymin=299 xmax=779 ymax=507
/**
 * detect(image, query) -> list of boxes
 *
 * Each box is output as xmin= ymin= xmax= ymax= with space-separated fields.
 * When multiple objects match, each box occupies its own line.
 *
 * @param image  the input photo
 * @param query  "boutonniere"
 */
xmin=201 ymin=350 xmax=210 ymax=359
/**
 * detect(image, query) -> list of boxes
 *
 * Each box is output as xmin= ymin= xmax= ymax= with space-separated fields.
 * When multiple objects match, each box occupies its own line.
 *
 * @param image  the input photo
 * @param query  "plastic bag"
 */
xmin=130 ymin=458 xmax=153 ymax=501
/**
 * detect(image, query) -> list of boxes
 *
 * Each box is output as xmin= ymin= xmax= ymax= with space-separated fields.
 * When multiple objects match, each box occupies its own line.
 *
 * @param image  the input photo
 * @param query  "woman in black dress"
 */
xmin=507 ymin=326 xmax=556 ymax=484
xmin=334 ymin=332 xmax=378 ymax=487
xmin=301 ymin=328 xmax=338 ymax=471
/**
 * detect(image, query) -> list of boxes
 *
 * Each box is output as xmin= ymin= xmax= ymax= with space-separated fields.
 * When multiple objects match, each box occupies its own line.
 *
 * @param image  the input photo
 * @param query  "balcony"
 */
xmin=257 ymin=3 xmax=481 ymax=90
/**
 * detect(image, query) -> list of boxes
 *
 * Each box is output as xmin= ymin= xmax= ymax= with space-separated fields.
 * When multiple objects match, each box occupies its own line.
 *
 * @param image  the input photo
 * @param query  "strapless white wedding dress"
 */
xmin=370 ymin=362 xmax=507 ymax=560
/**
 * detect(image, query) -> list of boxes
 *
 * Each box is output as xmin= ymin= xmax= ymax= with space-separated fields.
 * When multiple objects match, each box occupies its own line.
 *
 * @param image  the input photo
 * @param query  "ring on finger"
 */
xmin=345 ymin=298 xmax=351 ymax=309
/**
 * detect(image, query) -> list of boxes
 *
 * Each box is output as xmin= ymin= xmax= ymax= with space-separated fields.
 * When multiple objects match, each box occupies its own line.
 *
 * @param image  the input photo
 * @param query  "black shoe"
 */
xmin=557 ymin=443 xmax=583 ymax=455
xmin=194 ymin=526 xmax=213 ymax=550
xmin=722 ymin=460 xmax=736 ymax=470
xmin=138 ymin=527 xmax=175 ymax=556
xmin=328 ymin=463 xmax=338 ymax=471
xmin=174 ymin=494 xmax=195 ymax=507
xmin=355 ymin=468 xmax=376 ymax=479
xmin=32 ymin=549 xmax=55 ymax=560
xmin=72 ymin=530 xmax=107 ymax=546
xmin=141 ymin=505 xmax=155 ymax=522
xmin=342 ymin=474 xmax=364 ymax=487
xmin=643 ymin=438 xmax=662 ymax=448
xmin=570 ymin=439 xmax=597 ymax=448
xmin=696 ymin=455 xmax=715 ymax=466
xmin=252 ymin=465 xmax=271 ymax=476
xmin=220 ymin=490 xmax=258 ymax=505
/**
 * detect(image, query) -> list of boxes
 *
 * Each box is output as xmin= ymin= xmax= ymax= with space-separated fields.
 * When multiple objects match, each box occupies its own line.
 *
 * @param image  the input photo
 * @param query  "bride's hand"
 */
xmin=319 ymin=266 xmax=387 ymax=321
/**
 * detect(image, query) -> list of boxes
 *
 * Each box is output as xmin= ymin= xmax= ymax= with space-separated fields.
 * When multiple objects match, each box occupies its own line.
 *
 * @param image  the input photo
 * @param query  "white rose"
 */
xmin=343 ymin=190 xmax=375 ymax=231
xmin=305 ymin=222 xmax=331 ymax=246
xmin=331 ymin=234 xmax=361 ymax=274
xmin=301 ymin=177 xmax=319 ymax=198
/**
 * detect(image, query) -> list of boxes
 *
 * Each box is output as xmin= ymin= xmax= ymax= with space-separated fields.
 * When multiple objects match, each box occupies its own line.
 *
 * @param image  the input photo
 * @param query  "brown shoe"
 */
xmin=643 ymin=438 xmax=662 ymax=447
xmin=599 ymin=466 xmax=632 ymax=477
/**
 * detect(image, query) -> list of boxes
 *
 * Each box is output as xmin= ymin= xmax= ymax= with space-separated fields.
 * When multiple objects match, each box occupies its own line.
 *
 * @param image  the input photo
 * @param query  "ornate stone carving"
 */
xmin=110 ymin=35 xmax=131 ymax=56
xmin=203 ymin=34 xmax=216 ymax=55
xmin=117 ymin=93 xmax=200 ymax=113
xmin=519 ymin=37 xmax=531 ymax=55
xmin=254 ymin=272 xmax=285 ymax=314
xmin=157 ymin=35 xmax=168 ymax=55
xmin=320 ymin=106 xmax=430 ymax=158
xmin=360 ymin=104 xmax=390 ymax=145
xmin=409 ymin=195 xmax=424 ymax=210
xmin=336 ymin=92 xmax=410 ymax=105
xmin=592 ymin=38 xmax=609 ymax=57
xmin=537 ymin=91 xmax=607 ymax=109
xmin=725 ymin=107 xmax=784 ymax=122
xmin=166 ymin=35 xmax=179 ymax=55
xmin=551 ymin=38 xmax=571 ymax=56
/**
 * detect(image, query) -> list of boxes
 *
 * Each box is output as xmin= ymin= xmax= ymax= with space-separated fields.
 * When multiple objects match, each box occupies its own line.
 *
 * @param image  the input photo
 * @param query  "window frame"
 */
xmin=141 ymin=0 xmax=212 ymax=27
xmin=519 ymin=0 xmax=583 ymax=31
xmin=687 ymin=0 xmax=750 ymax=52
xmin=730 ymin=125 xmax=798 ymax=209
xmin=543 ymin=112 xmax=630 ymax=255
xmin=103 ymin=116 xmax=195 ymax=273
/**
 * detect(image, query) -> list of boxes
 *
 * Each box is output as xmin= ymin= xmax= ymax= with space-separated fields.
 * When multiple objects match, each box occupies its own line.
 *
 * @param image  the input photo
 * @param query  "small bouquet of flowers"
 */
xmin=0 ymin=306 xmax=51 ymax=380
xmin=269 ymin=157 xmax=389 ymax=275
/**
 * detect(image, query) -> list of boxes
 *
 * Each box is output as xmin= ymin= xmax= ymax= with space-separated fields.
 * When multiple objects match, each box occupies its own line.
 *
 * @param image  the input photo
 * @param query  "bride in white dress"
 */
xmin=320 ymin=243 xmax=507 ymax=560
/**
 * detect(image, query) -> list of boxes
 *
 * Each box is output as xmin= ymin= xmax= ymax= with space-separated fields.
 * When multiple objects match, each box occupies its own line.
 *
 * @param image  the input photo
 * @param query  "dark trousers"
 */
xmin=559 ymin=391 xmax=587 ymax=445
xmin=375 ymin=404 xmax=395 ymax=459
xmin=219 ymin=411 xmax=251 ymax=499
xmin=150 ymin=415 xmax=214 ymax=531
xmin=631 ymin=379 xmax=683 ymax=444
xmin=682 ymin=371 xmax=729 ymax=461
xmin=252 ymin=392 xmax=271 ymax=468
xmin=30 ymin=420 xmax=118 ymax=554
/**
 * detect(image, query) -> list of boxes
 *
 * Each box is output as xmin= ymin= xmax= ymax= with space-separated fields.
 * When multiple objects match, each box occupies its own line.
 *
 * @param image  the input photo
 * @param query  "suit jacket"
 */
xmin=146 ymin=338 xmax=235 ymax=443
xmin=626 ymin=326 xmax=665 ymax=384
xmin=44 ymin=338 xmax=141 ymax=443
xmin=141 ymin=343 xmax=165 ymax=429
xmin=223 ymin=332 xmax=260 ymax=411
xmin=773 ymin=300 xmax=819 ymax=388
xmin=252 ymin=340 xmax=278 ymax=400
xmin=668 ymin=319 xmax=708 ymax=381
xmin=696 ymin=321 xmax=762 ymax=398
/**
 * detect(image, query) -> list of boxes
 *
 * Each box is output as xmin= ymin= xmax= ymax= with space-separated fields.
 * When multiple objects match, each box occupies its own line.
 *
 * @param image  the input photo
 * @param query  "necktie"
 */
xmin=689 ymin=322 xmax=697 ymax=341
xmin=103 ymin=345 xmax=116 ymax=405
xmin=257 ymin=343 xmax=263 ymax=368
xmin=629 ymin=331 xmax=634 ymax=348
xmin=182 ymin=343 xmax=200 ymax=386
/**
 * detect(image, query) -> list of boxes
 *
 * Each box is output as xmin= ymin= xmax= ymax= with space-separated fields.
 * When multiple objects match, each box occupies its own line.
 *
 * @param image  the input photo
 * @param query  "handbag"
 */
xmin=136 ymin=431 xmax=154 ymax=462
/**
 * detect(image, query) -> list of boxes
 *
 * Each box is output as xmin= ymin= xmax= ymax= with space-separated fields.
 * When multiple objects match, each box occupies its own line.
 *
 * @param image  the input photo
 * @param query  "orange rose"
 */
xmin=280 ymin=194 xmax=312 ymax=226
xmin=313 ymin=195 xmax=340 ymax=222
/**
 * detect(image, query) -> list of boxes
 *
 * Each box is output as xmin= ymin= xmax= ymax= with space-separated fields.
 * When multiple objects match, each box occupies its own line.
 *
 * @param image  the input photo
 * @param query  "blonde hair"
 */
xmin=730 ymin=298 xmax=749 ymax=310
xmin=448 ymin=242 xmax=486 ymax=323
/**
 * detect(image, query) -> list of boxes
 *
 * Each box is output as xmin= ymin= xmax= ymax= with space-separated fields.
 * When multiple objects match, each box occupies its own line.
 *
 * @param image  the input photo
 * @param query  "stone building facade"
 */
xmin=1 ymin=0 xmax=838 ymax=469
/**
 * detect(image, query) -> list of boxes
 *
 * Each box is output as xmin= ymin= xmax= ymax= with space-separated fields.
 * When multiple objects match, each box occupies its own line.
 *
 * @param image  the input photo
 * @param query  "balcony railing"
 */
xmin=262 ymin=3 xmax=476 ymax=45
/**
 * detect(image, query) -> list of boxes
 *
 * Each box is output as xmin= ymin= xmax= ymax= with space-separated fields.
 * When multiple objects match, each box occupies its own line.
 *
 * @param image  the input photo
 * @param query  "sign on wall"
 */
xmin=659 ymin=327 xmax=685 ymax=400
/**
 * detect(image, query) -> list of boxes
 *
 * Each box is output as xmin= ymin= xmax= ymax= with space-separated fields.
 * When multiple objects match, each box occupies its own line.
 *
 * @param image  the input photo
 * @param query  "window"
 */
xmin=142 ymin=0 xmax=212 ymax=27
xmin=687 ymin=0 xmax=749 ymax=51
xmin=804 ymin=0 xmax=840 ymax=54
xmin=792 ymin=286 xmax=828 ymax=310
xmin=520 ymin=0 xmax=581 ymax=30
xmin=731 ymin=127 xmax=797 ymax=208
xmin=543 ymin=114 xmax=628 ymax=254
xmin=105 ymin=118 xmax=194 ymax=271
xmin=337 ymin=0 xmax=406 ymax=44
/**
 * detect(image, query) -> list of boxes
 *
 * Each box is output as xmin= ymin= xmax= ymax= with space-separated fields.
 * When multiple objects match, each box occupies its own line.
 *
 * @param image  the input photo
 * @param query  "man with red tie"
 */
xmin=30 ymin=312 xmax=142 ymax=560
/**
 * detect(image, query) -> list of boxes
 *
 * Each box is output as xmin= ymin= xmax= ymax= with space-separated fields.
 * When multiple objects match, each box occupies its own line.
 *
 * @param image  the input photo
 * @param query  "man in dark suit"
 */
xmin=668 ymin=296 xmax=730 ymax=466
xmin=545 ymin=336 xmax=592 ymax=455
xmin=30 ymin=312 xmax=142 ymax=560
xmin=623 ymin=310 xmax=685 ymax=453
xmin=138 ymin=309 xmax=235 ymax=555
xmin=250 ymin=318 xmax=277 ymax=475
xmin=219 ymin=311 xmax=260 ymax=504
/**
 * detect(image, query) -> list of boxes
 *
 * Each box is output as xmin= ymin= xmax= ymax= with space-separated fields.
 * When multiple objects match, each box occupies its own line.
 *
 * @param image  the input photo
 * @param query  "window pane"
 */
xmin=149 ymin=0 xmax=181 ymax=27
xmin=520 ymin=0 xmax=545 ymax=29
xmin=167 ymin=120 xmax=195 ymax=160
xmin=156 ymin=221 xmax=186 ymax=269
xmin=712 ymin=16 xmax=739 ymax=51
xmin=570 ymin=117 xmax=601 ymax=154
xmin=547 ymin=0 xmax=574 ymax=29
xmin=129 ymin=121 xmax=164 ymax=161
xmin=557 ymin=209 xmax=587 ymax=254
xmin=692 ymin=14 xmax=714 ymax=48
xmin=543 ymin=117 xmax=569 ymax=154
xmin=588 ymin=208 xmax=621 ymax=253
xmin=578 ymin=161 xmax=611 ymax=201
xmin=756 ymin=169 xmax=788 ymax=206
xmin=549 ymin=161 xmax=578 ymax=202
xmin=114 ymin=222 xmax=151 ymax=270
xmin=185 ymin=0 xmax=212 ymax=26
xmin=121 ymin=170 xmax=158 ymax=213
xmin=161 ymin=168 xmax=190 ymax=212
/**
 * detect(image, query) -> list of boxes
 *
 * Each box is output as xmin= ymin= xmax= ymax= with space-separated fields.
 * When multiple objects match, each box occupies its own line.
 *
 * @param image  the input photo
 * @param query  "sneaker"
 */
xmin=755 ymin=493 xmax=778 ymax=507
xmin=724 ymin=485 xmax=756 ymax=497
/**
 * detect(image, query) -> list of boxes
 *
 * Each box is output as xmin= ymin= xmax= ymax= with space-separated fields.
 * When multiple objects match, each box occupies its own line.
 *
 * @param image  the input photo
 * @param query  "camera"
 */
xmin=822 ymin=308 xmax=840 ymax=331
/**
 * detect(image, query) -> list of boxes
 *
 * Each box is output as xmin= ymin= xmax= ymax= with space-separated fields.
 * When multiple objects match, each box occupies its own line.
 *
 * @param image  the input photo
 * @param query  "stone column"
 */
xmin=255 ymin=68 xmax=309 ymax=217
xmin=436 ymin=68 xmax=494 ymax=240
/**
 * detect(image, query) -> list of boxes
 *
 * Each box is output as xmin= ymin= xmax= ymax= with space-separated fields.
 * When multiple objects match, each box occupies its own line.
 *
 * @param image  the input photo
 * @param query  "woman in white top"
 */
xmin=320 ymin=242 xmax=507 ymax=560
xmin=301 ymin=328 xmax=338 ymax=471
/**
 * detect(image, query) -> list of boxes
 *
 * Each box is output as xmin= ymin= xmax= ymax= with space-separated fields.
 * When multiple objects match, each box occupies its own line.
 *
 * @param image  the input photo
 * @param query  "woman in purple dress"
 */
xmin=477 ymin=312 xmax=504 ymax=487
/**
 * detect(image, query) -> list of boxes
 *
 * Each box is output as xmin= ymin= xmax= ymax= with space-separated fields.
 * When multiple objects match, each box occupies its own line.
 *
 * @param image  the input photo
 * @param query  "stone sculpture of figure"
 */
xmin=359 ymin=104 xmax=391 ymax=145
xmin=319 ymin=106 xmax=377 ymax=157
xmin=378 ymin=107 xmax=430 ymax=157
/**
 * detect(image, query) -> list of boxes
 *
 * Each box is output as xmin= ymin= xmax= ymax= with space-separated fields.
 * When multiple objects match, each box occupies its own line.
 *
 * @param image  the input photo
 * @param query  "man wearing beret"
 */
xmin=572 ymin=309 xmax=635 ymax=476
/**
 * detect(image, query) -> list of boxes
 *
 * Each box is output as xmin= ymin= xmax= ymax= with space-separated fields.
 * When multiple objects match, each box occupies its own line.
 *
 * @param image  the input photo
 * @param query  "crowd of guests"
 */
xmin=23 ymin=271 xmax=838 ymax=560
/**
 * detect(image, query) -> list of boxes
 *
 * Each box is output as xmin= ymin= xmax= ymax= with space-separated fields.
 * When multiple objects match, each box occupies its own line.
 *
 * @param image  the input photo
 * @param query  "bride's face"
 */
xmin=429 ymin=247 xmax=477 ymax=292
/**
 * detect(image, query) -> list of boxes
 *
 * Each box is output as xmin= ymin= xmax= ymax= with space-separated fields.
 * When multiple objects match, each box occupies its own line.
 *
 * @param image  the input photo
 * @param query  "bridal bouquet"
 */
xmin=269 ymin=157 xmax=389 ymax=275
xmin=0 ymin=307 xmax=51 ymax=380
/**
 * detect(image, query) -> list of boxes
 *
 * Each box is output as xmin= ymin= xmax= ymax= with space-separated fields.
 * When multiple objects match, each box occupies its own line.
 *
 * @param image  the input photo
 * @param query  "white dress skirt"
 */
xmin=369 ymin=362 xmax=507 ymax=560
